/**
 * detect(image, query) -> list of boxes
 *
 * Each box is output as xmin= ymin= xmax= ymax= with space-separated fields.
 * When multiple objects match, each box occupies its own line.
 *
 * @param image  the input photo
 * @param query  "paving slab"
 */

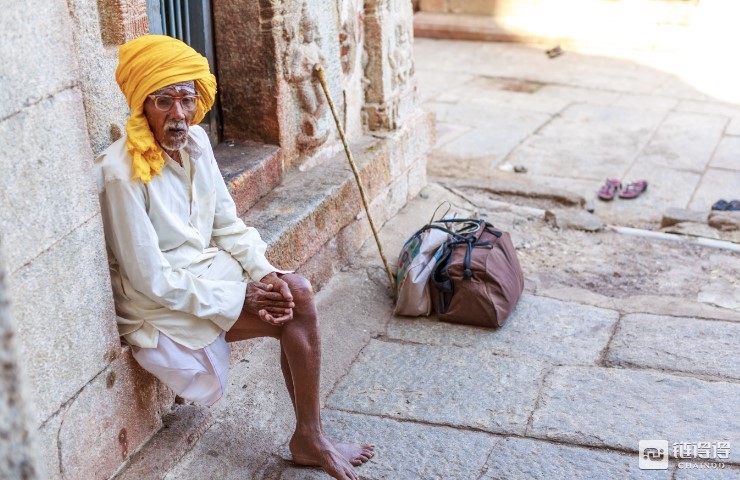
xmin=327 ymin=340 xmax=545 ymax=435
xmin=280 ymin=410 xmax=497 ymax=480
xmin=444 ymin=78 xmax=570 ymax=115
xmin=726 ymin=118 xmax=740 ymax=136
xmin=480 ymin=436 xmax=670 ymax=480
xmin=606 ymin=314 xmax=740 ymax=380
xmin=506 ymin=103 xmax=665 ymax=180
xmin=386 ymin=295 xmax=618 ymax=365
xmin=676 ymin=465 xmax=740 ymax=479
xmin=710 ymin=136 xmax=740 ymax=170
xmin=618 ymin=163 xmax=702 ymax=220
xmin=689 ymin=167 xmax=740 ymax=212
xmin=529 ymin=366 xmax=740 ymax=464
xmin=637 ymin=111 xmax=727 ymax=173
xmin=613 ymin=93 xmax=679 ymax=112
xmin=432 ymin=121 xmax=473 ymax=151
xmin=676 ymin=100 xmax=740 ymax=120
xmin=533 ymin=84 xmax=621 ymax=108
xmin=415 ymin=68 xmax=476 ymax=102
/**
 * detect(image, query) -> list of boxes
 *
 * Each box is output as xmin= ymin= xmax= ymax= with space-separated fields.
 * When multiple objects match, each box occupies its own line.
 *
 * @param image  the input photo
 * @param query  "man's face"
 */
xmin=143 ymin=81 xmax=197 ymax=153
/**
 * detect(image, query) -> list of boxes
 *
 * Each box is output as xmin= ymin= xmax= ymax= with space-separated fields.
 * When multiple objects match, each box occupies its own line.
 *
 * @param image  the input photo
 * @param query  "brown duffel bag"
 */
xmin=430 ymin=219 xmax=524 ymax=328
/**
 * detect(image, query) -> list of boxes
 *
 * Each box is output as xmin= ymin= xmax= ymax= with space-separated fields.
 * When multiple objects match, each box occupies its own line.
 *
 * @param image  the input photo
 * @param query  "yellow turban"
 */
xmin=115 ymin=35 xmax=217 ymax=183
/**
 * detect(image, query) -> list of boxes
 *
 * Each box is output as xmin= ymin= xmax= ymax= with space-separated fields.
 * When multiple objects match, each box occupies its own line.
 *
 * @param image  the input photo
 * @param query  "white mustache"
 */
xmin=165 ymin=120 xmax=188 ymax=131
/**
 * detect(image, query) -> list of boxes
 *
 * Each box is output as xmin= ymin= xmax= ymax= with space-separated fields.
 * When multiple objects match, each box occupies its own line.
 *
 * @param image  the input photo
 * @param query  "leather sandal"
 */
xmin=618 ymin=180 xmax=648 ymax=199
xmin=597 ymin=178 xmax=622 ymax=201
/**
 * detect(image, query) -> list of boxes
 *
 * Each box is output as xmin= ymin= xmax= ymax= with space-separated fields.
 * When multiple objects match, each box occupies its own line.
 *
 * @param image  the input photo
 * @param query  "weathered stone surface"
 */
xmin=661 ymin=208 xmax=708 ymax=228
xmin=481 ymin=436 xmax=670 ymax=480
xmin=0 ymin=89 xmax=100 ymax=274
xmin=711 ymin=136 xmax=740 ymax=170
xmin=215 ymin=141 xmax=283 ymax=216
xmin=440 ymin=178 xmax=585 ymax=207
xmin=97 ymin=0 xmax=148 ymax=46
xmin=434 ymin=105 xmax=549 ymax=165
xmin=662 ymin=221 xmax=721 ymax=240
xmin=36 ymin=413 xmax=62 ymax=480
xmin=689 ymin=168 xmax=740 ymax=213
xmin=613 ymin=93 xmax=679 ymax=112
xmin=539 ymin=287 xmax=740 ymax=323
xmin=709 ymin=211 xmax=740 ymax=232
xmin=388 ymin=295 xmax=618 ymax=365
xmin=607 ymin=314 xmax=740 ymax=380
xmin=618 ymin=163 xmax=701 ymax=222
xmin=281 ymin=410 xmax=497 ymax=479
xmin=676 ymin=466 xmax=740 ymax=479
xmin=507 ymin=104 xmax=665 ymax=180
xmin=726 ymin=118 xmax=740 ymax=136
xmin=66 ymin=0 xmax=131 ymax=154
xmin=59 ymin=349 xmax=171 ymax=480
xmin=530 ymin=367 xmax=740 ymax=464
xmin=639 ymin=112 xmax=726 ymax=173
xmin=114 ymin=404 xmax=213 ymax=480
xmin=213 ymin=0 xmax=280 ymax=145
xmin=0 ymin=0 xmax=78 ymax=120
xmin=328 ymin=340 xmax=545 ymax=434
xmin=0 ymin=255 xmax=39 ymax=480
xmin=545 ymin=208 xmax=603 ymax=231
xmin=9 ymin=217 xmax=118 ymax=425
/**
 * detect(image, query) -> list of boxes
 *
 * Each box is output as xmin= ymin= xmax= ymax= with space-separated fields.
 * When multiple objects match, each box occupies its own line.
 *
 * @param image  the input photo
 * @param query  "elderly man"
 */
xmin=95 ymin=35 xmax=373 ymax=480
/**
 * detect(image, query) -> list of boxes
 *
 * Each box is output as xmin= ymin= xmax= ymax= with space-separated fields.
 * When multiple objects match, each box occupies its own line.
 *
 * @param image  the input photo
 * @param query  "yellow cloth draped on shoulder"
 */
xmin=115 ymin=35 xmax=217 ymax=183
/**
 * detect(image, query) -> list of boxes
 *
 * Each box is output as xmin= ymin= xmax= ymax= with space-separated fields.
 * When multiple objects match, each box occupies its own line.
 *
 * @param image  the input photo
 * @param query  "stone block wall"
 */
xmin=0 ymin=0 xmax=171 ymax=478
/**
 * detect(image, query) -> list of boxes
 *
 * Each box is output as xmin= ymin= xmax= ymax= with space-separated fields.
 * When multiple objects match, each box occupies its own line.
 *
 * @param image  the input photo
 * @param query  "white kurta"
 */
xmin=95 ymin=125 xmax=278 ymax=350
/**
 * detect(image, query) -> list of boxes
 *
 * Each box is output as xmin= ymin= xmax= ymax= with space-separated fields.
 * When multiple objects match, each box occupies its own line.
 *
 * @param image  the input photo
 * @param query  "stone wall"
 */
xmin=0 ymin=248 xmax=39 ymax=480
xmin=0 ymin=0 xmax=171 ymax=478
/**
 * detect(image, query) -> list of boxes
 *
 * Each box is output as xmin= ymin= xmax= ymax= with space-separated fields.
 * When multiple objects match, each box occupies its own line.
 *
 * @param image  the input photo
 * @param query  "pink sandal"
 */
xmin=597 ymin=178 xmax=622 ymax=201
xmin=619 ymin=180 xmax=648 ymax=199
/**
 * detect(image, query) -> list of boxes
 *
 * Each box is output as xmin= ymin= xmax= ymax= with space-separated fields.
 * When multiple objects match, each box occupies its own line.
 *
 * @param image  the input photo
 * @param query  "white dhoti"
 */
xmin=132 ymin=331 xmax=230 ymax=406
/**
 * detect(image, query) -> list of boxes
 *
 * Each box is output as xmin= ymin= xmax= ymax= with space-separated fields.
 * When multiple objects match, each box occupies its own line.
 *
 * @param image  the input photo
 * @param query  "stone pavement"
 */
xmin=160 ymin=180 xmax=739 ymax=479
xmin=159 ymin=40 xmax=740 ymax=479
xmin=415 ymin=38 xmax=740 ymax=228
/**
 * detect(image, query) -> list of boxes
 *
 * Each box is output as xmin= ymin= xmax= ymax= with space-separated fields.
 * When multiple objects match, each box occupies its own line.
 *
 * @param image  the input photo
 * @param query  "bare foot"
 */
xmin=330 ymin=438 xmax=375 ymax=467
xmin=290 ymin=433 xmax=360 ymax=480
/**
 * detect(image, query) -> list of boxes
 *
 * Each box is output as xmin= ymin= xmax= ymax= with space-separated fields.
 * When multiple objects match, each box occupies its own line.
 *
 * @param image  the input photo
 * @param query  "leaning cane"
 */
xmin=314 ymin=64 xmax=397 ymax=294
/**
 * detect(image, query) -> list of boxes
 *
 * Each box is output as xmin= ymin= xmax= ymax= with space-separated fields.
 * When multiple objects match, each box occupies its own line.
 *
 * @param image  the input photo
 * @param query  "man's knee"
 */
xmin=281 ymin=273 xmax=314 ymax=306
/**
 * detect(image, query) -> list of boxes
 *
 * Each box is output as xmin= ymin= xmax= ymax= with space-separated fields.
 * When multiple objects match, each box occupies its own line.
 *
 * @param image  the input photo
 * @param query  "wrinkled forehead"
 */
xmin=152 ymin=81 xmax=196 ymax=95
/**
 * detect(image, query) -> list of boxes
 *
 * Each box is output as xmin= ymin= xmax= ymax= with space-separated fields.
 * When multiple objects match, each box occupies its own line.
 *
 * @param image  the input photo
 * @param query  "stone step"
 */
xmin=215 ymin=140 xmax=282 ymax=217
xmin=414 ymin=0 xmax=699 ymax=51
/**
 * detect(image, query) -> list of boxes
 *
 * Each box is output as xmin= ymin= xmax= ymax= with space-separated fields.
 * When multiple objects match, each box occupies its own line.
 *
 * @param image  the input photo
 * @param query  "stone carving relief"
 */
xmin=339 ymin=1 xmax=363 ymax=78
xmin=388 ymin=21 xmax=414 ymax=89
xmin=283 ymin=12 xmax=329 ymax=151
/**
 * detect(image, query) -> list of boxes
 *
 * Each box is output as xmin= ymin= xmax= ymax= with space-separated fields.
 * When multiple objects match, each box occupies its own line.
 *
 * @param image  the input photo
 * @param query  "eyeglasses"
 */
xmin=147 ymin=94 xmax=201 ymax=112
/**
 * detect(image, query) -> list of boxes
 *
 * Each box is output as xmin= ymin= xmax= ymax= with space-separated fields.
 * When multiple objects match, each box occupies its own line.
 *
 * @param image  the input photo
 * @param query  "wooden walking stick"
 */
xmin=313 ymin=64 xmax=397 ymax=294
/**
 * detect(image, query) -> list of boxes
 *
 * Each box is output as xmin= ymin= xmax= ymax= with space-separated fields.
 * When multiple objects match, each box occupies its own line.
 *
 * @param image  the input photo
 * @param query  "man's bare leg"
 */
xmin=226 ymin=274 xmax=374 ymax=479
xmin=279 ymin=347 xmax=374 ymax=466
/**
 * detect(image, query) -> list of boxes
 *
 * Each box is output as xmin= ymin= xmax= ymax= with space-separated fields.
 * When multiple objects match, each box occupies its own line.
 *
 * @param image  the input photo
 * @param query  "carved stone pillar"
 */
xmin=362 ymin=0 xmax=417 ymax=131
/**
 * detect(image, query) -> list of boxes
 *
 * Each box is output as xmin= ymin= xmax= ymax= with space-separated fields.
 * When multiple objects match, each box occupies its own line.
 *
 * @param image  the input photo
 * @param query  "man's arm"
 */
xmin=100 ymin=177 xmax=246 ymax=331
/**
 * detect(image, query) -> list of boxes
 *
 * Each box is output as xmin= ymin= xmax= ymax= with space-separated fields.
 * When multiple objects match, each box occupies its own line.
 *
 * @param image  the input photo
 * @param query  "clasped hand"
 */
xmin=243 ymin=273 xmax=295 ymax=326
